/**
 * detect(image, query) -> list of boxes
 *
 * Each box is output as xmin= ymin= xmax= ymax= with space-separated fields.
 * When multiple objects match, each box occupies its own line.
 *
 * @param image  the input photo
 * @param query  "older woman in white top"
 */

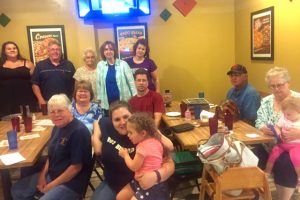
xmin=256 ymin=67 xmax=300 ymax=200
xmin=73 ymin=48 xmax=98 ymax=102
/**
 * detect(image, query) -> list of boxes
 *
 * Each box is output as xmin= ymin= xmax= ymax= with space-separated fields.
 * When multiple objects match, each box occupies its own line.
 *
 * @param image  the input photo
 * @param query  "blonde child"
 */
xmin=265 ymin=96 xmax=300 ymax=185
xmin=117 ymin=113 xmax=169 ymax=200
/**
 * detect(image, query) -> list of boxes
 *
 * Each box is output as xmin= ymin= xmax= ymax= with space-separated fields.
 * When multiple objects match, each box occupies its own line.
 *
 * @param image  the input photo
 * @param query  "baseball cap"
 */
xmin=227 ymin=64 xmax=247 ymax=75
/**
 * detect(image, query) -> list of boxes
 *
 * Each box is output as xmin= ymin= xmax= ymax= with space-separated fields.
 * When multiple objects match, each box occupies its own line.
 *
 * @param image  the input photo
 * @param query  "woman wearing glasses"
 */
xmin=256 ymin=66 xmax=300 ymax=200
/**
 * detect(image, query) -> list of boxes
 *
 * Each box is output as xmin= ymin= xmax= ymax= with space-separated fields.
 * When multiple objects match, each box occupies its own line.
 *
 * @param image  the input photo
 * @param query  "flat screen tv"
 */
xmin=77 ymin=0 xmax=151 ymax=18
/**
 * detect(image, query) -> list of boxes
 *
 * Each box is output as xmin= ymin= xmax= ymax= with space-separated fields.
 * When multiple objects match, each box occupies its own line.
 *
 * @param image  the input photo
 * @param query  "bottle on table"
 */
xmin=163 ymin=89 xmax=172 ymax=107
xmin=185 ymin=108 xmax=192 ymax=121
xmin=24 ymin=105 xmax=32 ymax=133
xmin=214 ymin=106 xmax=222 ymax=120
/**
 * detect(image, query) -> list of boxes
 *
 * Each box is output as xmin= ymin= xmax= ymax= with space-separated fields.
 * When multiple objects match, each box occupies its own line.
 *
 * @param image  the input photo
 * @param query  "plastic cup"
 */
xmin=7 ymin=130 xmax=18 ymax=149
xmin=194 ymin=105 xmax=201 ymax=120
xmin=224 ymin=113 xmax=234 ymax=130
xmin=11 ymin=116 xmax=20 ymax=132
xmin=209 ymin=117 xmax=218 ymax=135
xmin=180 ymin=103 xmax=187 ymax=118
xmin=24 ymin=117 xmax=32 ymax=133
xmin=41 ymin=103 xmax=48 ymax=115
xmin=198 ymin=91 xmax=205 ymax=98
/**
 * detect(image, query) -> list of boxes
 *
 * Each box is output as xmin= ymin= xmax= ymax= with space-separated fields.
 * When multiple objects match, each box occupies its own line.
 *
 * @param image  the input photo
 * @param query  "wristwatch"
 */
xmin=154 ymin=170 xmax=161 ymax=183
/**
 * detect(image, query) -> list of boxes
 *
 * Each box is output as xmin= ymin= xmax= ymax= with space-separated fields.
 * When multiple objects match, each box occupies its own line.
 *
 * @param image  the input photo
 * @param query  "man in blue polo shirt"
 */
xmin=31 ymin=41 xmax=75 ymax=107
xmin=226 ymin=64 xmax=260 ymax=126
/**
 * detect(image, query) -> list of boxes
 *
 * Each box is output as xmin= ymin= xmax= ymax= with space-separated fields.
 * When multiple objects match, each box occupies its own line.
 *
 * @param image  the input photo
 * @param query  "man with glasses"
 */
xmin=11 ymin=94 xmax=92 ymax=200
xmin=31 ymin=41 xmax=75 ymax=107
xmin=226 ymin=64 xmax=260 ymax=125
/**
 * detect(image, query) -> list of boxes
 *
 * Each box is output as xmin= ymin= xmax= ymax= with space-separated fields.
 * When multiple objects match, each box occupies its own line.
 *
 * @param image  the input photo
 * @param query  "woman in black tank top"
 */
xmin=0 ymin=41 xmax=38 ymax=119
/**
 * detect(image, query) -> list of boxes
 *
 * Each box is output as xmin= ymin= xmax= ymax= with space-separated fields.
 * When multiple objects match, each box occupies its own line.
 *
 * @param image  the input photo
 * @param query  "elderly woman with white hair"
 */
xmin=255 ymin=67 xmax=300 ymax=200
xmin=11 ymin=94 xmax=92 ymax=200
xmin=73 ymin=48 xmax=98 ymax=101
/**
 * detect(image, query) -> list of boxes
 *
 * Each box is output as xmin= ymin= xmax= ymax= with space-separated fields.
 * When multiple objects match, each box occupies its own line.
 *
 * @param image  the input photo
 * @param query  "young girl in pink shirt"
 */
xmin=265 ymin=96 xmax=300 ymax=185
xmin=117 ymin=112 xmax=169 ymax=200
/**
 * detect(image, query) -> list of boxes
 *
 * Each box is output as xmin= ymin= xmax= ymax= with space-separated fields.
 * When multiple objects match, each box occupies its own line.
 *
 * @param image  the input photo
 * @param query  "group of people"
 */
xmin=1 ymin=39 xmax=172 ymax=200
xmin=226 ymin=64 xmax=300 ymax=200
xmin=2 ymin=37 xmax=300 ymax=200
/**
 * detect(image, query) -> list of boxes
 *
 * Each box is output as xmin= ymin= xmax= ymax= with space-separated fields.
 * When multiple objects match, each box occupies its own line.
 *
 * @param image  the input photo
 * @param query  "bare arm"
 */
xmin=92 ymin=120 xmax=102 ymax=156
xmin=136 ymin=155 xmax=174 ymax=190
xmin=119 ymin=148 xmax=144 ymax=172
xmin=154 ymin=112 xmax=162 ymax=128
xmin=32 ymin=84 xmax=46 ymax=107
xmin=25 ymin=60 xmax=35 ymax=75
xmin=41 ymin=164 xmax=82 ymax=193
xmin=281 ymin=126 xmax=300 ymax=142
xmin=158 ymin=130 xmax=174 ymax=152
xmin=151 ymin=70 xmax=160 ymax=93
xmin=259 ymin=126 xmax=273 ymax=136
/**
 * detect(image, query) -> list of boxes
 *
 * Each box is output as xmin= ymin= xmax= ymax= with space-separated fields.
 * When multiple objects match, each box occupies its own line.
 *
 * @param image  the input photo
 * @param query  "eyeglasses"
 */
xmin=104 ymin=48 xmax=113 ymax=52
xmin=269 ymin=82 xmax=286 ymax=90
xmin=49 ymin=48 xmax=61 ymax=52
xmin=77 ymin=90 xmax=89 ymax=93
xmin=229 ymin=74 xmax=242 ymax=77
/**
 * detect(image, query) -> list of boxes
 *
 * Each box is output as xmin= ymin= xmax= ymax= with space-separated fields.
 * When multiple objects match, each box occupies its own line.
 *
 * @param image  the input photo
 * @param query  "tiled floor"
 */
xmin=85 ymin=169 xmax=300 ymax=200
xmin=2 ymin=168 xmax=300 ymax=200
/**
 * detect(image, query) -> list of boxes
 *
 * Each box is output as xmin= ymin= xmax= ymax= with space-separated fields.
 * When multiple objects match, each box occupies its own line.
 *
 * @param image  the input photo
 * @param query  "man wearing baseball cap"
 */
xmin=226 ymin=64 xmax=260 ymax=125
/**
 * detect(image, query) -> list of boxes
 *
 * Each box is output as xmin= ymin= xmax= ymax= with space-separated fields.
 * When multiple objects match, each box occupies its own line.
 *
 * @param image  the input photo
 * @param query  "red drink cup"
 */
xmin=180 ymin=103 xmax=187 ymax=118
xmin=11 ymin=116 xmax=20 ymax=132
xmin=41 ymin=103 xmax=48 ymax=115
xmin=24 ymin=117 xmax=32 ymax=133
xmin=209 ymin=117 xmax=218 ymax=135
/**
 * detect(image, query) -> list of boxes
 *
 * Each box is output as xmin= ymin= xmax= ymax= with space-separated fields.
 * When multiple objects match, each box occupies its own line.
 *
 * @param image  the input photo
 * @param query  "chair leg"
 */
xmin=88 ymin=181 xmax=95 ymax=191
xmin=93 ymin=168 xmax=104 ymax=181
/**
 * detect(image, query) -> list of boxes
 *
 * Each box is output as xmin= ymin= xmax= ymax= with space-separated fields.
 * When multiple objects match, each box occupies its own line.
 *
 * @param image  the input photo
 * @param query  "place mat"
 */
xmin=32 ymin=126 xmax=46 ymax=132
xmin=20 ymin=133 xmax=40 ymax=140
xmin=0 ymin=152 xmax=25 ymax=165
xmin=0 ymin=140 xmax=9 ymax=147
xmin=246 ymin=133 xmax=260 ymax=138
xmin=34 ymin=119 xmax=54 ymax=126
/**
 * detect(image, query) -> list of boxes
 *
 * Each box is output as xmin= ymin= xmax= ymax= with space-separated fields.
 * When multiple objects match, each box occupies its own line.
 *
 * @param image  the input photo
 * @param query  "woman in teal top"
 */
xmin=96 ymin=41 xmax=136 ymax=113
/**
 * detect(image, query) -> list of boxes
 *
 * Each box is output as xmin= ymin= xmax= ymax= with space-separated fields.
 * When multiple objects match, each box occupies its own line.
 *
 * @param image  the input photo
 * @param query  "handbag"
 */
xmin=217 ymin=100 xmax=240 ymax=121
xmin=197 ymin=133 xmax=243 ymax=175
xmin=232 ymin=141 xmax=259 ymax=167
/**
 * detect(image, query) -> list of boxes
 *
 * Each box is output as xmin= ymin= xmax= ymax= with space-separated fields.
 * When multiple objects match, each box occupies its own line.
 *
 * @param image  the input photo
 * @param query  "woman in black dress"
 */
xmin=0 ymin=41 xmax=37 ymax=118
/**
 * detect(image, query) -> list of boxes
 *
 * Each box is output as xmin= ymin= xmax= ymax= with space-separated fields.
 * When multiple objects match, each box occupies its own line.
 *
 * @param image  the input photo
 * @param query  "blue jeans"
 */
xmin=11 ymin=172 xmax=81 ymax=200
xmin=91 ymin=181 xmax=116 ymax=200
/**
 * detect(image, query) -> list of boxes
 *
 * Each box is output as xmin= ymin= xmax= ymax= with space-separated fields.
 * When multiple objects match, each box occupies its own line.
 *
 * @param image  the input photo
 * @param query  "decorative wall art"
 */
xmin=27 ymin=25 xmax=67 ymax=64
xmin=251 ymin=7 xmax=274 ymax=60
xmin=173 ymin=0 xmax=197 ymax=17
xmin=114 ymin=23 xmax=148 ymax=59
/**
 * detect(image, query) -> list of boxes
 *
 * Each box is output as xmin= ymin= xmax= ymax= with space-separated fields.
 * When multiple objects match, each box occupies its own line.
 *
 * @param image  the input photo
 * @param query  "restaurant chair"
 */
xmin=200 ymin=165 xmax=271 ymax=200
xmin=82 ymin=155 xmax=97 ymax=198
xmin=87 ymin=155 xmax=105 ymax=191
xmin=168 ymin=151 xmax=203 ymax=199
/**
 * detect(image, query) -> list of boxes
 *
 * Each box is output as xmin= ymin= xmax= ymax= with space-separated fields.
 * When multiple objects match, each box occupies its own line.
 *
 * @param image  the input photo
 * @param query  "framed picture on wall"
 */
xmin=114 ymin=23 xmax=148 ymax=60
xmin=251 ymin=6 xmax=274 ymax=60
xmin=27 ymin=25 xmax=67 ymax=65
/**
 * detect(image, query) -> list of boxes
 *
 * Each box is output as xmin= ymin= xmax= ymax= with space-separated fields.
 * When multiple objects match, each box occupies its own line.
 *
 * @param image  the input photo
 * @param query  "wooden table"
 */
xmin=162 ymin=102 xmax=275 ymax=151
xmin=0 ymin=113 xmax=52 ymax=200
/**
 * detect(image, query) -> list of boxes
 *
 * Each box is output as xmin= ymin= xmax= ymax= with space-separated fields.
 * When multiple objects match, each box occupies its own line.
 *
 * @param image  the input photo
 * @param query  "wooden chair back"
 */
xmin=200 ymin=165 xmax=272 ymax=200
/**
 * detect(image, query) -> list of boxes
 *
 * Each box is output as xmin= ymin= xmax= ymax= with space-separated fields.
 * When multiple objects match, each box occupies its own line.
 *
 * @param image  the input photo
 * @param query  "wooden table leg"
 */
xmin=1 ymin=169 xmax=12 ymax=200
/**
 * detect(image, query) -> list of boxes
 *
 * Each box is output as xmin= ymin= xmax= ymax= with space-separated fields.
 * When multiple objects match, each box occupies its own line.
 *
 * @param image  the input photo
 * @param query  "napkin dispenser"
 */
xmin=182 ymin=98 xmax=210 ymax=111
